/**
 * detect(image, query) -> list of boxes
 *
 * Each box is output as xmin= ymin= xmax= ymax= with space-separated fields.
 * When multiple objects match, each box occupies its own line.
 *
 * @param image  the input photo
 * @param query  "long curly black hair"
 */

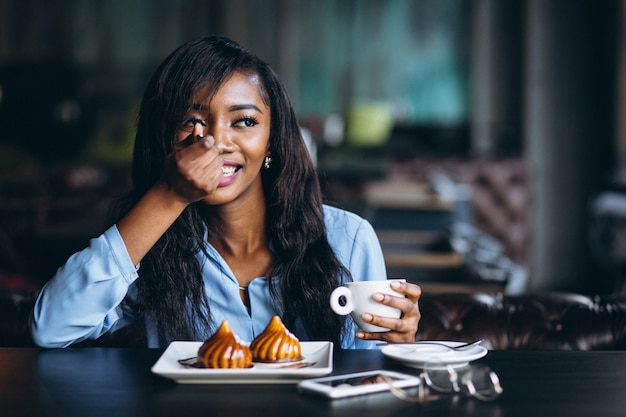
xmin=118 ymin=36 xmax=350 ymax=347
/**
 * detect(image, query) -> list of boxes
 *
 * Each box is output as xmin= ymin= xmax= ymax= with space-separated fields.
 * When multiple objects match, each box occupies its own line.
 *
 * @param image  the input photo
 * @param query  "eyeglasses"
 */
xmin=378 ymin=362 xmax=503 ymax=403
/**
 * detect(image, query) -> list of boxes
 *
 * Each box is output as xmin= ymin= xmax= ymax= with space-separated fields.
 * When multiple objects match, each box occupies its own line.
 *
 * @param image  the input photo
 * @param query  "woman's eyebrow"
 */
xmin=189 ymin=103 xmax=264 ymax=113
xmin=228 ymin=103 xmax=264 ymax=114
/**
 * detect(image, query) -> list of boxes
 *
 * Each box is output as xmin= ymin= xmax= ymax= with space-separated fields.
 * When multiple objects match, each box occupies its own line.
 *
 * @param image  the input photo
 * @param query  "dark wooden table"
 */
xmin=2 ymin=347 xmax=626 ymax=417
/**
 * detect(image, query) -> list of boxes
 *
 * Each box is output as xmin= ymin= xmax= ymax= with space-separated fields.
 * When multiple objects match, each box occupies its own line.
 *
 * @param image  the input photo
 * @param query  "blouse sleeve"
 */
xmin=324 ymin=205 xmax=387 ymax=284
xmin=345 ymin=216 xmax=388 ymax=283
xmin=30 ymin=225 xmax=139 ymax=348
xmin=323 ymin=206 xmax=388 ymax=349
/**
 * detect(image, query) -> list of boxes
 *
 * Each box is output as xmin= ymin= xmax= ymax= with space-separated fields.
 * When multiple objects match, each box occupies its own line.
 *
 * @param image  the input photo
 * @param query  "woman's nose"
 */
xmin=209 ymin=128 xmax=235 ymax=151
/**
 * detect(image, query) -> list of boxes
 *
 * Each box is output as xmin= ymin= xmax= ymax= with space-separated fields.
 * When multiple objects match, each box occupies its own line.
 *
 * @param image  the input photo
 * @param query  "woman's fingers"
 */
xmin=163 ymin=131 xmax=223 ymax=202
xmin=356 ymin=281 xmax=421 ymax=343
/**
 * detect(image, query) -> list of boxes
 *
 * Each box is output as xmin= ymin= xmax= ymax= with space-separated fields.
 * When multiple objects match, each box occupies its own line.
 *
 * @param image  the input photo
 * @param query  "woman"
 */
xmin=31 ymin=36 xmax=421 ymax=349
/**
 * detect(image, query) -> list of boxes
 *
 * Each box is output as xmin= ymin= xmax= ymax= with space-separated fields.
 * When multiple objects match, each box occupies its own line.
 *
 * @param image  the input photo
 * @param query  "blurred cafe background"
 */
xmin=1 ymin=0 xmax=626 ymax=301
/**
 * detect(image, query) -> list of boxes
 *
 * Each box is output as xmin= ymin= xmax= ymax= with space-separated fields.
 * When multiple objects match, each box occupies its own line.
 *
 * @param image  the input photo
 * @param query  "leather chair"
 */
xmin=417 ymin=292 xmax=626 ymax=350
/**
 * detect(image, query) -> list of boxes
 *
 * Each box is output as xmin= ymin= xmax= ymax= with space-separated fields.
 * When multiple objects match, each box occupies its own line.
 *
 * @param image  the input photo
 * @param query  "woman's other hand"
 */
xmin=355 ymin=280 xmax=422 ymax=343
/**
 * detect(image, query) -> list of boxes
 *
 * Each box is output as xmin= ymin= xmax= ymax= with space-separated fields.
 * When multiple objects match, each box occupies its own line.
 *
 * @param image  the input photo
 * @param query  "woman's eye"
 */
xmin=182 ymin=117 xmax=206 ymax=129
xmin=234 ymin=117 xmax=259 ymax=128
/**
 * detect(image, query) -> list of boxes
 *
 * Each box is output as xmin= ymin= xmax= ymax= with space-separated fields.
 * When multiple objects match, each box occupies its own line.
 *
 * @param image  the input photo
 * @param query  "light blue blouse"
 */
xmin=31 ymin=205 xmax=387 ymax=349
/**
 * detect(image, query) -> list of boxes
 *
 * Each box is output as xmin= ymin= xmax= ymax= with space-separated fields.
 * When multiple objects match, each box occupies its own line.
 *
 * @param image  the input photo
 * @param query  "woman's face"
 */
xmin=176 ymin=71 xmax=271 ymax=207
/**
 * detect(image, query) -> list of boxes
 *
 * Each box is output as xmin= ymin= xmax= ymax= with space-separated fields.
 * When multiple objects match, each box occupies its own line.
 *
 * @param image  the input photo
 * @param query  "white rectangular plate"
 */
xmin=151 ymin=341 xmax=333 ymax=384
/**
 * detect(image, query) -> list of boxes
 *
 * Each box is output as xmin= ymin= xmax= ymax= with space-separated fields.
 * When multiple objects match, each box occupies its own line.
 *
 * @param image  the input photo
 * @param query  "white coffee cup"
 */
xmin=329 ymin=279 xmax=406 ymax=332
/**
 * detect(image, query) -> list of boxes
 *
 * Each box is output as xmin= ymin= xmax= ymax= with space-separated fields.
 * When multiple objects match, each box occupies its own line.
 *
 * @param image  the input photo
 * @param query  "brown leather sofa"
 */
xmin=3 ymin=289 xmax=625 ymax=349
xmin=417 ymin=292 xmax=626 ymax=350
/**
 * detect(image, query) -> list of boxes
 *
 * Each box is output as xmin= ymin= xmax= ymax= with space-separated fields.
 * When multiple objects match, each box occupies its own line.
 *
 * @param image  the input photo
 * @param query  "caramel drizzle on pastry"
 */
xmin=250 ymin=315 xmax=302 ymax=362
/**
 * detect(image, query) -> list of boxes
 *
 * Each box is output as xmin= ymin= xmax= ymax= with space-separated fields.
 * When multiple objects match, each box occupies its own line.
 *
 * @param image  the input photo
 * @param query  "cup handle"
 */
xmin=330 ymin=286 xmax=353 ymax=315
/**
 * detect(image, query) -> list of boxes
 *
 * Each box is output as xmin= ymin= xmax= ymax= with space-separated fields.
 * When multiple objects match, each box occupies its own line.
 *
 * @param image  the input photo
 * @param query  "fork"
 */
xmin=377 ymin=338 xmax=484 ymax=350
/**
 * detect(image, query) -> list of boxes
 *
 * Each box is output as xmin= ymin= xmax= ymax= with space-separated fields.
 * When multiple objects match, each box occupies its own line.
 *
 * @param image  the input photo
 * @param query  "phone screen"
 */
xmin=318 ymin=374 xmax=400 ymax=387
xmin=298 ymin=371 xmax=421 ymax=399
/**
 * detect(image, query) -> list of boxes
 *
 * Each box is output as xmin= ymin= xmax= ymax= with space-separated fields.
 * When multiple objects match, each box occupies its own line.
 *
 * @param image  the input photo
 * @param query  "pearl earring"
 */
xmin=263 ymin=156 xmax=272 ymax=169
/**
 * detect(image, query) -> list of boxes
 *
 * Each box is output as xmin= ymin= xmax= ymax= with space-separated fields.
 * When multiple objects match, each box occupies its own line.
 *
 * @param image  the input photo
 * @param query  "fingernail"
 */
xmin=373 ymin=293 xmax=384 ymax=302
xmin=356 ymin=332 xmax=364 ymax=339
xmin=391 ymin=281 xmax=402 ymax=289
xmin=362 ymin=313 xmax=373 ymax=322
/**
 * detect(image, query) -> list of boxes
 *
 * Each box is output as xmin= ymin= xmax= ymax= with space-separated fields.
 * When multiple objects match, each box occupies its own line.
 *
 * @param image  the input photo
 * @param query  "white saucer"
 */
xmin=381 ymin=341 xmax=488 ymax=368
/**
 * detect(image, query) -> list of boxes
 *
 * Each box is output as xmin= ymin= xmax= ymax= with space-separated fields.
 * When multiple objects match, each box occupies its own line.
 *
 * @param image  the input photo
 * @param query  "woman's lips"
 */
xmin=218 ymin=164 xmax=241 ymax=186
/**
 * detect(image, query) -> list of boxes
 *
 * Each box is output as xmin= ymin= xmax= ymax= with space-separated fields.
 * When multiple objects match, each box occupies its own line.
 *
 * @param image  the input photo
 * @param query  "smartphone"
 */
xmin=297 ymin=370 xmax=421 ymax=399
